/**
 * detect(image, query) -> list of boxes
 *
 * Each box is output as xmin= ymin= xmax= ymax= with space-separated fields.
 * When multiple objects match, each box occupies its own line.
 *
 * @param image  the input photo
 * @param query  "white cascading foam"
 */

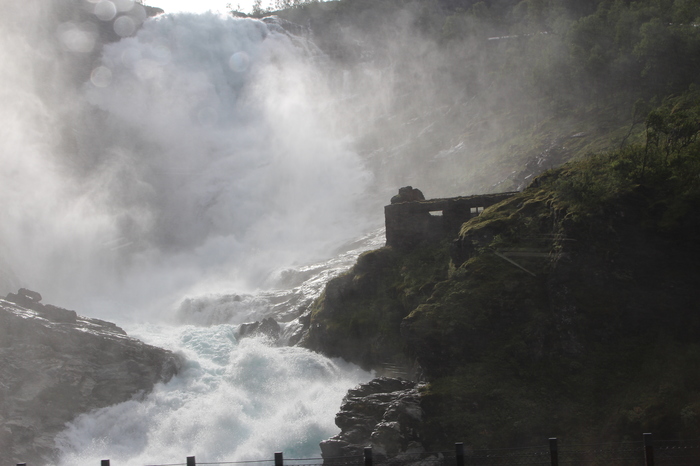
xmin=56 ymin=325 xmax=372 ymax=465
xmin=1 ymin=10 xmax=375 ymax=320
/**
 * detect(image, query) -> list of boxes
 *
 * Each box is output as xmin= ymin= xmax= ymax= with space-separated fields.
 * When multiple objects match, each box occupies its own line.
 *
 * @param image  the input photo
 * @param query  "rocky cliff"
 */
xmin=321 ymin=377 xmax=426 ymax=463
xmin=0 ymin=290 xmax=182 ymax=465
xmin=305 ymin=110 xmax=700 ymax=453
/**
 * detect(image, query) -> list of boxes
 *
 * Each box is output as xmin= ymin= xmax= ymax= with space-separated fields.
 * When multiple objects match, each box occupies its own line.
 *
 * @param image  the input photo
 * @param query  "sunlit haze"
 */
xmin=148 ymin=0 xmax=274 ymax=14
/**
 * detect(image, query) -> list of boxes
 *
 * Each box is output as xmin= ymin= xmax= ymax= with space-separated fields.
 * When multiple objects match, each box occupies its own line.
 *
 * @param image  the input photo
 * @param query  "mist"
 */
xmin=0 ymin=0 xmax=552 ymax=321
xmin=0 ymin=4 xmax=380 ymax=321
xmin=1 ymin=1 xmax=621 ymax=464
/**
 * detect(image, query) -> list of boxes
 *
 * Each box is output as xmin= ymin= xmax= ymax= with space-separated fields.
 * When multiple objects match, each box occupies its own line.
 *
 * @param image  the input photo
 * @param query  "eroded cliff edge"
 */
xmin=302 ymin=102 xmax=700 ymax=454
xmin=0 ymin=290 xmax=182 ymax=465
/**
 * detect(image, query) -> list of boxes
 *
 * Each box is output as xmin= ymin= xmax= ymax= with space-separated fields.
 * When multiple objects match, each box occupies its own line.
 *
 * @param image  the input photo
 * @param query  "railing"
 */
xmin=13 ymin=434 xmax=700 ymax=466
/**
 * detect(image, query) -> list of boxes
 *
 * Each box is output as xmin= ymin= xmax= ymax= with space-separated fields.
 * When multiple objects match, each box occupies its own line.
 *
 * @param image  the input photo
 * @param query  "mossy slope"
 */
xmin=303 ymin=92 xmax=700 ymax=449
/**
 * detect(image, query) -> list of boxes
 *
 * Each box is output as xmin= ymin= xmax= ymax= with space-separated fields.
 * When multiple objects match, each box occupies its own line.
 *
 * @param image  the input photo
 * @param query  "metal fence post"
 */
xmin=364 ymin=446 xmax=373 ymax=466
xmin=187 ymin=456 xmax=196 ymax=466
xmin=549 ymin=438 xmax=558 ymax=466
xmin=101 ymin=460 xmax=110 ymax=466
xmin=455 ymin=442 xmax=465 ymax=466
xmin=644 ymin=433 xmax=655 ymax=466
xmin=275 ymin=452 xmax=283 ymax=466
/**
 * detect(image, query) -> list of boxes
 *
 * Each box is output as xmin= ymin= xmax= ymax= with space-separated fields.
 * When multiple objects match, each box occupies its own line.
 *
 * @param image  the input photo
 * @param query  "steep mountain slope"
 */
xmin=303 ymin=91 xmax=700 ymax=449
xmin=273 ymin=0 xmax=700 ymax=197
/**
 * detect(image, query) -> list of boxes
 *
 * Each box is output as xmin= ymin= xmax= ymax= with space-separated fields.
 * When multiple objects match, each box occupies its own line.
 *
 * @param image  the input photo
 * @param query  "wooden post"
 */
xmin=101 ymin=460 xmax=110 ymax=466
xmin=274 ymin=452 xmax=283 ymax=466
xmin=364 ymin=446 xmax=373 ymax=466
xmin=549 ymin=438 xmax=558 ymax=466
xmin=187 ymin=456 xmax=196 ymax=466
xmin=455 ymin=442 xmax=465 ymax=466
xmin=644 ymin=433 xmax=655 ymax=466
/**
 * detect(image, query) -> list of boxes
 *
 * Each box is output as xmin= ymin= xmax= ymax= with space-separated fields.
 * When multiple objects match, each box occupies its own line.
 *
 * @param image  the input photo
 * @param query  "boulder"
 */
xmin=5 ymin=290 xmax=78 ymax=324
xmin=390 ymin=186 xmax=426 ymax=204
xmin=236 ymin=317 xmax=281 ymax=341
xmin=321 ymin=377 xmax=426 ymax=464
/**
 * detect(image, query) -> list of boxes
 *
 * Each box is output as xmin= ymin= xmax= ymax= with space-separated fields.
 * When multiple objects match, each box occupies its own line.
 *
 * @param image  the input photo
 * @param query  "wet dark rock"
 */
xmin=236 ymin=317 xmax=281 ymax=341
xmin=18 ymin=288 xmax=42 ymax=302
xmin=321 ymin=377 xmax=425 ymax=463
xmin=5 ymin=289 xmax=81 ymax=325
xmin=0 ymin=291 xmax=182 ymax=465
xmin=391 ymin=186 xmax=425 ymax=204
xmin=287 ymin=311 xmax=312 ymax=346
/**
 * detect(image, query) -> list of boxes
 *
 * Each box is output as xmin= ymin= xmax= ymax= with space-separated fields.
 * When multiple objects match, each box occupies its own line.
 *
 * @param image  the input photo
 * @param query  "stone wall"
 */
xmin=384 ymin=190 xmax=517 ymax=249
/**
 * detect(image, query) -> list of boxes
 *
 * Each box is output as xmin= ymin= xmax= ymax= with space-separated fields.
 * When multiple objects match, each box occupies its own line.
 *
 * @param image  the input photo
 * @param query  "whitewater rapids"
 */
xmin=55 ymin=329 xmax=372 ymax=465
xmin=54 ymin=226 xmax=385 ymax=465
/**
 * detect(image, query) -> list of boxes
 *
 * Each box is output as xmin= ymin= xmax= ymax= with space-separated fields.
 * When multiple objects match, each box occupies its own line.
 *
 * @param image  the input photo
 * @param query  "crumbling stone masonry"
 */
xmin=385 ymin=187 xmax=517 ymax=249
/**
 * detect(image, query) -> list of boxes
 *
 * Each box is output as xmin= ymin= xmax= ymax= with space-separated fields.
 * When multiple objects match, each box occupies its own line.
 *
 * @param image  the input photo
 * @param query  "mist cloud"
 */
xmin=0 ymin=8 xmax=374 ymax=320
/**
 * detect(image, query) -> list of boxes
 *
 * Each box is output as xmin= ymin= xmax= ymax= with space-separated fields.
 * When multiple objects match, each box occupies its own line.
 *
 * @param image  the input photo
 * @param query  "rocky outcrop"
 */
xmin=236 ymin=317 xmax=281 ymax=341
xmin=391 ymin=186 xmax=425 ymax=204
xmin=310 ymin=151 xmax=700 ymax=450
xmin=321 ymin=378 xmax=426 ymax=464
xmin=0 ymin=291 xmax=182 ymax=465
xmin=301 ymin=247 xmax=431 ymax=376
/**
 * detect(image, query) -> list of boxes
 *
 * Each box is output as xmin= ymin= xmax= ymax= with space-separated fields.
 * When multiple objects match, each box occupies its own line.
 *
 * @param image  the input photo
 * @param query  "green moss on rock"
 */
xmin=303 ymin=245 xmax=450 ymax=373
xmin=305 ymin=93 xmax=700 ymax=449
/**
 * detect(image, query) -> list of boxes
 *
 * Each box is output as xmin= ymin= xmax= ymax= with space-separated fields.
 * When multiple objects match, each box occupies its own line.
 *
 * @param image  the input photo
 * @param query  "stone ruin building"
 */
xmin=385 ymin=186 xmax=516 ymax=249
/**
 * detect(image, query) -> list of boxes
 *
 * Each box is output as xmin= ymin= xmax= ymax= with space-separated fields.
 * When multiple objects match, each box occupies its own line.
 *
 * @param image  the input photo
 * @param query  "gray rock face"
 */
xmin=390 ymin=186 xmax=426 ymax=205
xmin=0 ymin=291 xmax=182 ymax=465
xmin=321 ymin=377 xmax=426 ymax=464
xmin=236 ymin=317 xmax=281 ymax=341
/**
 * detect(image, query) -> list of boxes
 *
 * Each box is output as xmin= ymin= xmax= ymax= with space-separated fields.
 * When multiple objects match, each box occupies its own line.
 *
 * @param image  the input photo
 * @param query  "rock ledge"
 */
xmin=0 ymin=290 xmax=182 ymax=465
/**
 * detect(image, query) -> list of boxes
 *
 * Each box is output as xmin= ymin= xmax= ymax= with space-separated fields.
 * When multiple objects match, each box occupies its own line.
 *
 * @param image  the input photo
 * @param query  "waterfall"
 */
xmin=1 ymin=9 xmax=376 ymax=319
xmin=1 ymin=5 xmax=380 ymax=463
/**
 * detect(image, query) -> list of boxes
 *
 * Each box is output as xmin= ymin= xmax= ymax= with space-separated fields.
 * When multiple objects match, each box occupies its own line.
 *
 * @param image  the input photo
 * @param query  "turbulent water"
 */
xmin=56 ymin=330 xmax=371 ymax=464
xmin=54 ymin=228 xmax=383 ymax=465
xmin=53 ymin=226 xmax=384 ymax=464
xmin=51 ymin=226 xmax=384 ymax=465
xmin=1 ymin=4 xmax=387 ymax=464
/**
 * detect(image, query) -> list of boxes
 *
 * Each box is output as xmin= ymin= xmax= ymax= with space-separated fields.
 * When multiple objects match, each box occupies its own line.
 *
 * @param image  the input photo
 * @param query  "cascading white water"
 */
xmin=52 ymin=228 xmax=382 ymax=465
xmin=1 ymin=8 xmax=377 ymax=318
xmin=1 ymin=5 xmax=382 ymax=464
xmin=55 ymin=325 xmax=372 ymax=465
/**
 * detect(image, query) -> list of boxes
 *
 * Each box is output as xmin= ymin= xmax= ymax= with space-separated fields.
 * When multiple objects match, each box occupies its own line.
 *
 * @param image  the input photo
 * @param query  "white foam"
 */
xmin=56 ymin=324 xmax=372 ymax=465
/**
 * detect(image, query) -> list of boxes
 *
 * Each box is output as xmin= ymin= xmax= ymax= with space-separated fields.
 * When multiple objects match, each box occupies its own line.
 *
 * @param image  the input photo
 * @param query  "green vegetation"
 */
xmin=291 ymin=0 xmax=700 ymax=450
xmin=304 ymin=243 xmax=451 ymax=370
xmin=304 ymin=89 xmax=700 ymax=448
